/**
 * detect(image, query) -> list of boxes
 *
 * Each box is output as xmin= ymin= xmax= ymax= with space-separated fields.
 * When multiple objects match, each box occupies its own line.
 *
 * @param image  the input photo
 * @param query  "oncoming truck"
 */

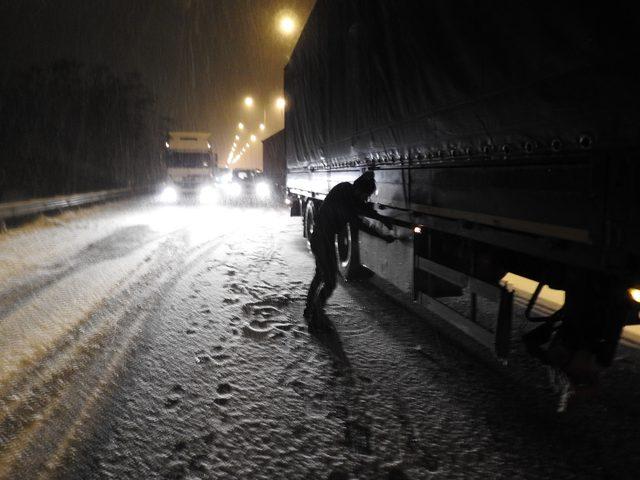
xmin=285 ymin=0 xmax=640 ymax=390
xmin=160 ymin=131 xmax=217 ymax=202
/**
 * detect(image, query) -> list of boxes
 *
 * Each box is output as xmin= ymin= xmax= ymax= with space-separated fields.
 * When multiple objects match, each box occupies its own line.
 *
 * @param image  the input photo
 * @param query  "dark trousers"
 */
xmin=306 ymin=231 xmax=337 ymax=312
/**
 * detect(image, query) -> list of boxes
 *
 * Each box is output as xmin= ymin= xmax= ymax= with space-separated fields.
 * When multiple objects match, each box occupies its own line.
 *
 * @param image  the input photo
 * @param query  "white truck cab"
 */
xmin=163 ymin=131 xmax=216 ymax=194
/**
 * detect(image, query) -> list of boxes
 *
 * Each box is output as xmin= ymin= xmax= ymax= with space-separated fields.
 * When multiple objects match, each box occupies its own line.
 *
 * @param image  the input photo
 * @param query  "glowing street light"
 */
xmin=250 ymin=134 xmax=257 ymax=142
xmin=278 ymin=15 xmax=296 ymax=35
xmin=259 ymin=123 xmax=265 ymax=131
xmin=238 ymin=122 xmax=245 ymax=130
xmin=244 ymin=96 xmax=254 ymax=107
xmin=245 ymin=142 xmax=250 ymax=148
xmin=275 ymin=97 xmax=286 ymax=110
xmin=235 ymin=134 xmax=240 ymax=141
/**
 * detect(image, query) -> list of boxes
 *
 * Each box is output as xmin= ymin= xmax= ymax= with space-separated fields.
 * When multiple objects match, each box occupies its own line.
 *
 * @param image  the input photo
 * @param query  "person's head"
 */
xmin=353 ymin=171 xmax=376 ymax=202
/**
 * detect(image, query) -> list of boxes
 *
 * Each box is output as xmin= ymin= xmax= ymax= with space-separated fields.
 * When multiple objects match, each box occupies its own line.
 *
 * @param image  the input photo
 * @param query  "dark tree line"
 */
xmin=0 ymin=60 xmax=166 ymax=201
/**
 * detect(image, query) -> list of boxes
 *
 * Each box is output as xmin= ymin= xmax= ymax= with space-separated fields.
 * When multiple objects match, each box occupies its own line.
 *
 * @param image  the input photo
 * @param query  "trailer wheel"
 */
xmin=304 ymin=200 xmax=316 ymax=245
xmin=335 ymin=222 xmax=360 ymax=281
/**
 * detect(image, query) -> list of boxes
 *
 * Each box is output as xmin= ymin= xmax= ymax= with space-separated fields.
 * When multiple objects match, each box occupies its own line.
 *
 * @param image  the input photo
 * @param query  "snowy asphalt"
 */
xmin=1 ymin=198 xmax=639 ymax=480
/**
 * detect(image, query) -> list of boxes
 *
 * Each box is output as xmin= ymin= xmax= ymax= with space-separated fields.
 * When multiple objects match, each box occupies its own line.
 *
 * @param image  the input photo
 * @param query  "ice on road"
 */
xmin=1 ymin=198 xmax=639 ymax=480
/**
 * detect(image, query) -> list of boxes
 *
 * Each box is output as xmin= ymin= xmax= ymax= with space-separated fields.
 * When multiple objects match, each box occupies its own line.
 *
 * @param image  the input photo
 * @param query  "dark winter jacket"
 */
xmin=313 ymin=182 xmax=388 ymax=242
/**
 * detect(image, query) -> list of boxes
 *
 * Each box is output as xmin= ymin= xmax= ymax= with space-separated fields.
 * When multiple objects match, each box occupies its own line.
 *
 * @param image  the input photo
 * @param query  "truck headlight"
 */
xmin=255 ymin=182 xmax=270 ymax=199
xmin=224 ymin=182 xmax=242 ymax=197
xmin=199 ymin=185 xmax=217 ymax=204
xmin=160 ymin=185 xmax=178 ymax=203
xmin=629 ymin=288 xmax=640 ymax=303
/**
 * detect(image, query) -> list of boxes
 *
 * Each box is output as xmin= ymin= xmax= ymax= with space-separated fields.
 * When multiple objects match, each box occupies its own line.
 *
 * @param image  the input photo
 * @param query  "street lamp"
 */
xmin=250 ymin=134 xmax=257 ymax=142
xmin=276 ymin=97 xmax=286 ymax=110
xmin=259 ymin=123 xmax=265 ymax=131
xmin=235 ymin=134 xmax=240 ymax=141
xmin=278 ymin=14 xmax=296 ymax=35
xmin=244 ymin=96 xmax=254 ymax=107
xmin=238 ymin=122 xmax=245 ymax=130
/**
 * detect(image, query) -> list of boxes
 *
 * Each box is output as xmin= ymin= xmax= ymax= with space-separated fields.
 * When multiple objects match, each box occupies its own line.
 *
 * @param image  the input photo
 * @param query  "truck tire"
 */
xmin=304 ymin=200 xmax=316 ymax=244
xmin=335 ymin=222 xmax=361 ymax=281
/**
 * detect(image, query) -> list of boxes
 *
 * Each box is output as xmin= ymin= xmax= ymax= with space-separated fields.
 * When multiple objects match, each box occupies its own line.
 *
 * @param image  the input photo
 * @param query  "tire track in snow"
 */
xmin=0 ymin=225 xmax=159 ymax=322
xmin=0 ymin=224 xmax=244 ymax=480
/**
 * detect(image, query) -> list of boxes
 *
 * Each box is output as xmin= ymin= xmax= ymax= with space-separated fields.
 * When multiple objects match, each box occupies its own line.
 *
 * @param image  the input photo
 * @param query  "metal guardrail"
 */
xmin=0 ymin=188 xmax=132 ymax=223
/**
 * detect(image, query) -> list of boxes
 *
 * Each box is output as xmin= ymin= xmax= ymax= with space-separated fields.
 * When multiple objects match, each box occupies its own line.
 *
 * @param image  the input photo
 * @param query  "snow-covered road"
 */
xmin=1 ymin=198 xmax=639 ymax=480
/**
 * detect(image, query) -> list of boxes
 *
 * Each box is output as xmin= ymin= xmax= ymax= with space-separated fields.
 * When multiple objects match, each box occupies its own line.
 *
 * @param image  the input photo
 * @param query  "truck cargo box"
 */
xmin=285 ymin=0 xmax=640 ymax=275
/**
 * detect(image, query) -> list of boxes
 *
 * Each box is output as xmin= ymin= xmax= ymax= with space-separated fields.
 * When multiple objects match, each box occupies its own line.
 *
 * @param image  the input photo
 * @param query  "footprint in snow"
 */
xmin=387 ymin=467 xmax=411 ymax=480
xmin=164 ymin=384 xmax=185 ymax=409
xmin=188 ymin=454 xmax=210 ymax=474
xmin=164 ymin=397 xmax=180 ymax=408
xmin=328 ymin=470 xmax=350 ymax=480
xmin=344 ymin=420 xmax=372 ymax=454
xmin=226 ymin=283 xmax=246 ymax=295
xmin=212 ymin=353 xmax=231 ymax=363
xmin=216 ymin=383 xmax=232 ymax=395
xmin=172 ymin=439 xmax=187 ymax=452
xmin=201 ymin=432 xmax=215 ymax=445
xmin=195 ymin=351 xmax=211 ymax=364
xmin=242 ymin=323 xmax=272 ymax=341
xmin=212 ymin=387 xmax=234 ymax=407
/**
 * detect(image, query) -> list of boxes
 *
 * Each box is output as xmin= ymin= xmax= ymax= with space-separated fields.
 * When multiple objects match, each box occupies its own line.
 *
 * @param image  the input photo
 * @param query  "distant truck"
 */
xmin=160 ymin=131 xmax=218 ymax=202
xmin=285 ymin=1 xmax=640 ymax=380
xmin=262 ymin=130 xmax=286 ymax=198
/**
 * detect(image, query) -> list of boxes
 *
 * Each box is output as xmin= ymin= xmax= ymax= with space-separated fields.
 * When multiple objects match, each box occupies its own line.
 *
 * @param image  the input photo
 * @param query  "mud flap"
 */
xmin=495 ymin=286 xmax=514 ymax=359
xmin=290 ymin=196 xmax=302 ymax=216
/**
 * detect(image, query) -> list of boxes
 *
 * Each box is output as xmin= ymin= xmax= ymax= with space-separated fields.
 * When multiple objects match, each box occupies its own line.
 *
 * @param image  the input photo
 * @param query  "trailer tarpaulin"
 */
xmin=284 ymin=0 xmax=640 ymax=169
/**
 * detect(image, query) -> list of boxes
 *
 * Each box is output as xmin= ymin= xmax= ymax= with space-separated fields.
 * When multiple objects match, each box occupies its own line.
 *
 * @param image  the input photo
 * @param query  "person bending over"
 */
xmin=304 ymin=171 xmax=395 ymax=332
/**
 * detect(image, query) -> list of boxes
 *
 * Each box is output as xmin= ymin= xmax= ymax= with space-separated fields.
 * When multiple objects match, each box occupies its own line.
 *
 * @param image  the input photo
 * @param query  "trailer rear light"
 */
xmin=413 ymin=226 xmax=422 ymax=234
xmin=629 ymin=288 xmax=640 ymax=303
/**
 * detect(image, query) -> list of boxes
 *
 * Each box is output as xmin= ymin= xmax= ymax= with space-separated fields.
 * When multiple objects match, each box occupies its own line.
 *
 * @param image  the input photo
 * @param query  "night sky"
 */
xmin=1 ymin=0 xmax=316 ymax=169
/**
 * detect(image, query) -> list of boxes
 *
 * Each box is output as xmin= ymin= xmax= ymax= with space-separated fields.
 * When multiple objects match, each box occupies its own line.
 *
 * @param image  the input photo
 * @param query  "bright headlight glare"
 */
xmin=629 ymin=288 xmax=640 ymax=304
xmin=224 ymin=182 xmax=242 ymax=197
xmin=255 ymin=182 xmax=270 ymax=198
xmin=160 ymin=185 xmax=178 ymax=203
xmin=199 ymin=185 xmax=217 ymax=204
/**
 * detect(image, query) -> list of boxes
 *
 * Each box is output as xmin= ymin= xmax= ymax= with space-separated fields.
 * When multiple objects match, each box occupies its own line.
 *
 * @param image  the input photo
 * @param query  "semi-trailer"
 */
xmin=262 ymin=129 xmax=286 ymax=198
xmin=284 ymin=0 xmax=640 ymax=386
